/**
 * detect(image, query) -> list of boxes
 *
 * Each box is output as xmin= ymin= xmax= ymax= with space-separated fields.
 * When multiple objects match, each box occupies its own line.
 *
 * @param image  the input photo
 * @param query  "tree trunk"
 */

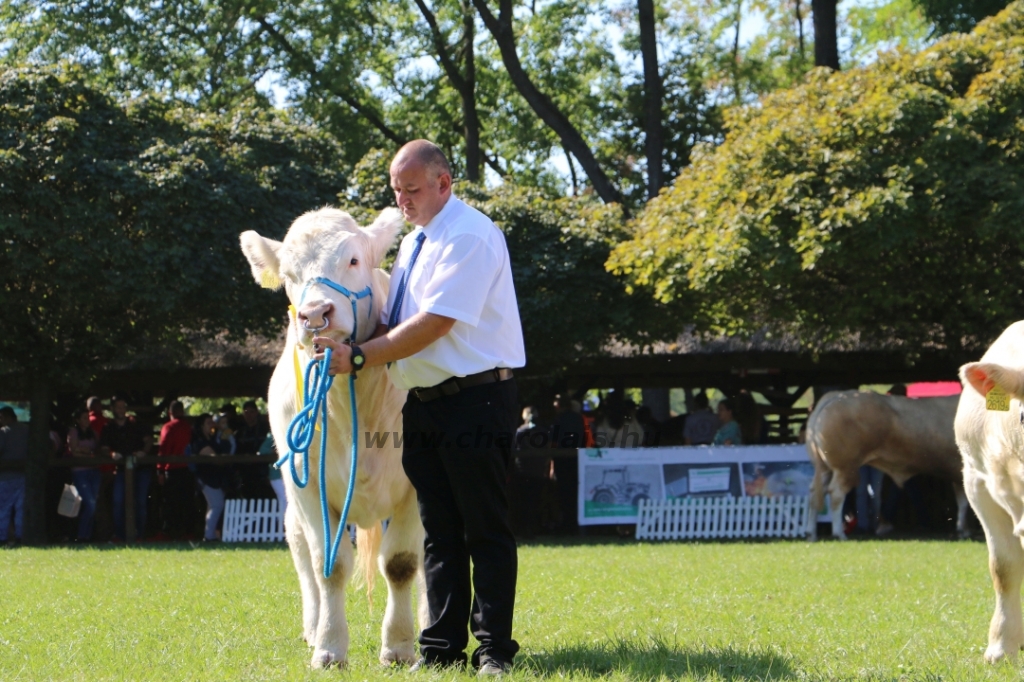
xmin=412 ymin=0 xmax=483 ymax=182
xmin=23 ymin=378 xmax=51 ymax=544
xmin=471 ymin=0 xmax=624 ymax=208
xmin=637 ymin=0 xmax=663 ymax=199
xmin=461 ymin=3 xmax=481 ymax=182
xmin=811 ymin=0 xmax=839 ymax=70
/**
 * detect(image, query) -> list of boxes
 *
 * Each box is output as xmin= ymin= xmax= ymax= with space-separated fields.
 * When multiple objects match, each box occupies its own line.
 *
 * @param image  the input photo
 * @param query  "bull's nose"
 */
xmin=297 ymin=302 xmax=334 ymax=331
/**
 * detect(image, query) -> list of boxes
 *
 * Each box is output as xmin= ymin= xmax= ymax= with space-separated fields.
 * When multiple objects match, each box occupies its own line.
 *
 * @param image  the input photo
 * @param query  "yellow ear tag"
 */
xmin=986 ymin=386 xmax=1010 ymax=412
xmin=260 ymin=270 xmax=281 ymax=289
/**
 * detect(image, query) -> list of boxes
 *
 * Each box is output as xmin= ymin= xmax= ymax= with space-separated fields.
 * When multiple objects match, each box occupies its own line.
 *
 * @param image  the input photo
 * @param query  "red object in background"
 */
xmin=906 ymin=381 xmax=962 ymax=398
xmin=582 ymin=414 xmax=595 ymax=447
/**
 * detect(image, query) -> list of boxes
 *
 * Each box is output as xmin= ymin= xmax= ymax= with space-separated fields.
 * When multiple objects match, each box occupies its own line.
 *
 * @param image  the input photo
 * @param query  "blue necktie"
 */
xmin=388 ymin=231 xmax=427 ymax=331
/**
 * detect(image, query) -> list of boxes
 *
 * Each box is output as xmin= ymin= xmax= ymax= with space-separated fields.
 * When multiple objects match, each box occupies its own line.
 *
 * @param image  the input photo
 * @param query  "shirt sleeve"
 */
xmin=419 ymin=233 xmax=499 ymax=327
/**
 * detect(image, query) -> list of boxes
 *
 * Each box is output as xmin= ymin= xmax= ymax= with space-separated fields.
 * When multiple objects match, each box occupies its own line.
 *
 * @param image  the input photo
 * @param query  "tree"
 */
xmin=0 ymin=66 xmax=347 ymax=541
xmin=607 ymin=2 xmax=1024 ymax=355
xmin=913 ymin=0 xmax=1013 ymax=32
xmin=812 ymin=0 xmax=840 ymax=68
xmin=457 ymin=184 xmax=673 ymax=378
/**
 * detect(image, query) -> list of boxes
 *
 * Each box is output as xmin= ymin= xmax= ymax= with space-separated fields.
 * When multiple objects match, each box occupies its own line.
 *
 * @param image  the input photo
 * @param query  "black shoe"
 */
xmin=477 ymin=658 xmax=512 ymax=677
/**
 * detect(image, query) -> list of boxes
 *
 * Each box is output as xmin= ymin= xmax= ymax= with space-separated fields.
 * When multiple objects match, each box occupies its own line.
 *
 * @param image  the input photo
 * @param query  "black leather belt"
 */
xmin=411 ymin=368 xmax=514 ymax=402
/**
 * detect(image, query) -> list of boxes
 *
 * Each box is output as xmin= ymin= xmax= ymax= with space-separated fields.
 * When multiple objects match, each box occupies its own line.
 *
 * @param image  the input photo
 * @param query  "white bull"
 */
xmin=956 ymin=321 xmax=1024 ymax=663
xmin=805 ymin=390 xmax=969 ymax=540
xmin=240 ymin=207 xmax=426 ymax=668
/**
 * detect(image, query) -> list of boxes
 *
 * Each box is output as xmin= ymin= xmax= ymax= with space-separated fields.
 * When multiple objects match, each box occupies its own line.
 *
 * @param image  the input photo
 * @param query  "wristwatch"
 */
xmin=350 ymin=344 xmax=366 ymax=376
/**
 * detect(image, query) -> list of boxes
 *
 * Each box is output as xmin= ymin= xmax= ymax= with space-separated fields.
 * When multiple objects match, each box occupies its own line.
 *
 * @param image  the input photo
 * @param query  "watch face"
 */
xmin=353 ymin=354 xmax=364 ymax=367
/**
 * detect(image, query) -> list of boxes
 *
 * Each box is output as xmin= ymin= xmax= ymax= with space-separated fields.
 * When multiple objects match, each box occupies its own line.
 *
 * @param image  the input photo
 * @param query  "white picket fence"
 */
xmin=635 ymin=495 xmax=809 ymax=540
xmin=222 ymin=498 xmax=284 ymax=543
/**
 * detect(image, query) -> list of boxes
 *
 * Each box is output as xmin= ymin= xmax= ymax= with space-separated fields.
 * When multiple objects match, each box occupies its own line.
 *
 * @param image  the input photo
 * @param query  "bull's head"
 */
xmin=240 ymin=207 xmax=404 ymax=355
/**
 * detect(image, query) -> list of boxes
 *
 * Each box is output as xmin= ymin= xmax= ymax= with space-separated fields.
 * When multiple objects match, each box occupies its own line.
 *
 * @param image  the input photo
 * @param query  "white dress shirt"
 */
xmin=381 ymin=195 xmax=526 ymax=390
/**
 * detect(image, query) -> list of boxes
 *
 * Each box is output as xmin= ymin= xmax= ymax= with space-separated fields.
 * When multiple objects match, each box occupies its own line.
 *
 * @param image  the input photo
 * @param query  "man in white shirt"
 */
xmin=314 ymin=140 xmax=525 ymax=676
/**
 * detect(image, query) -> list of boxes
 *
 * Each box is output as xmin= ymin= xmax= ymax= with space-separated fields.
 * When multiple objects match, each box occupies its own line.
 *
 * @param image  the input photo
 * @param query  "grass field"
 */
xmin=1 ymin=536 xmax=1022 ymax=681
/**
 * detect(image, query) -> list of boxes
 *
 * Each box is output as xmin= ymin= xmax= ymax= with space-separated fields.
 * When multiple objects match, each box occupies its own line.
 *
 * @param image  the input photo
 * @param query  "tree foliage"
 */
xmin=913 ymin=0 xmax=1012 ymax=33
xmin=0 ymin=66 xmax=347 ymax=381
xmin=458 ymin=183 xmax=671 ymax=375
xmin=608 ymin=2 xmax=1024 ymax=354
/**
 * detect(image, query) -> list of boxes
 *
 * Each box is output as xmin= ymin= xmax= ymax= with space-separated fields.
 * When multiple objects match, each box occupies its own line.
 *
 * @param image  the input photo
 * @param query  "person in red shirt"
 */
xmin=87 ymin=396 xmax=108 ymax=440
xmin=157 ymin=401 xmax=197 ymax=539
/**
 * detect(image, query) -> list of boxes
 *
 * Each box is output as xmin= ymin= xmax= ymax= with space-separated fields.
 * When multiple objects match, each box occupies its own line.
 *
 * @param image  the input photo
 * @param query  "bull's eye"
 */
xmin=350 ymin=258 xmax=359 ymax=266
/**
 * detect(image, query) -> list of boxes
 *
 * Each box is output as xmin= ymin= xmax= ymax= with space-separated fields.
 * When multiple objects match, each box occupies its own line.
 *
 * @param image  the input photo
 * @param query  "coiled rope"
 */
xmin=274 ymin=279 xmax=372 ymax=579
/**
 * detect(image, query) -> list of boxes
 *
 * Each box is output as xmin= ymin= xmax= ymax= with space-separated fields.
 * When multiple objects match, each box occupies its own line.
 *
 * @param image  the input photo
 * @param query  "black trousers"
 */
xmin=401 ymin=378 xmax=520 ymax=667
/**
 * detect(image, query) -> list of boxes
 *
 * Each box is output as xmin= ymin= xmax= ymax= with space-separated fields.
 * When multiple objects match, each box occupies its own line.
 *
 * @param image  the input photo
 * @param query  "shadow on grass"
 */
xmin=520 ymin=637 xmax=798 ymax=680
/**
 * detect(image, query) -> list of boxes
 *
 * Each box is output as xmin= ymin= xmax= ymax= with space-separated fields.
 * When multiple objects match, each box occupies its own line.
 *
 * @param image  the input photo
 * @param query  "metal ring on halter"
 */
xmin=304 ymin=317 xmax=329 ymax=351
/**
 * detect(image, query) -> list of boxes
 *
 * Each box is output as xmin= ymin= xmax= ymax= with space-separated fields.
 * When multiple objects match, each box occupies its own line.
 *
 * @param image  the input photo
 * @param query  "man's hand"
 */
xmin=312 ymin=337 xmax=353 ymax=376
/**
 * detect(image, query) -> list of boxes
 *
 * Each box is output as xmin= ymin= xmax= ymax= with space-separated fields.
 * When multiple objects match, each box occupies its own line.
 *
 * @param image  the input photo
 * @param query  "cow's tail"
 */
xmin=355 ymin=523 xmax=382 ymax=607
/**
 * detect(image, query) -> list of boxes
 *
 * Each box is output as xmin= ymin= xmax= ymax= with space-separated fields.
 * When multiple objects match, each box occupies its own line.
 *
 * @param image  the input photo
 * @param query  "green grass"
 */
xmin=0 ymin=537 xmax=1021 ymax=681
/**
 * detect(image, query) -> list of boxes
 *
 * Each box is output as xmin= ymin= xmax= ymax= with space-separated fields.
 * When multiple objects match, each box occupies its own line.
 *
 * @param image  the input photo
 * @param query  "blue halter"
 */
xmin=276 ymin=274 xmax=374 ymax=578
xmin=299 ymin=276 xmax=374 ymax=343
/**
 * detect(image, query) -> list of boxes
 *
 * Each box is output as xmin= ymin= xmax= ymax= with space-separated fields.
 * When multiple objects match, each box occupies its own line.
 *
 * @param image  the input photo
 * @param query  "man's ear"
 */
xmin=961 ymin=362 xmax=1024 ymax=398
xmin=239 ymin=231 xmax=284 ymax=289
xmin=363 ymin=208 xmax=405 ymax=267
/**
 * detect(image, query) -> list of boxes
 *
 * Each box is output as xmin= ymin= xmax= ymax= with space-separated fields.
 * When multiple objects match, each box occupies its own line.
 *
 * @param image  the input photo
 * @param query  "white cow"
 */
xmin=240 ymin=207 xmax=426 ymax=668
xmin=805 ymin=390 xmax=969 ymax=540
xmin=956 ymin=321 xmax=1024 ymax=663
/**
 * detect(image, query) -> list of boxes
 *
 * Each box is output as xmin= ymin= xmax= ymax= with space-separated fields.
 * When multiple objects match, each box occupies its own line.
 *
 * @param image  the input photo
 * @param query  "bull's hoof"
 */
xmin=984 ymin=642 xmax=1018 ymax=664
xmin=380 ymin=644 xmax=417 ymax=666
xmin=311 ymin=648 xmax=347 ymax=669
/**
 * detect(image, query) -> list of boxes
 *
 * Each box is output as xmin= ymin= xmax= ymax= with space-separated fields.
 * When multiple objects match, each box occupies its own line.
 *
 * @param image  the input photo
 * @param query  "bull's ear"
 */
xmin=961 ymin=362 xmax=1024 ymax=398
xmin=240 ymin=231 xmax=284 ymax=290
xmin=363 ymin=208 xmax=405 ymax=267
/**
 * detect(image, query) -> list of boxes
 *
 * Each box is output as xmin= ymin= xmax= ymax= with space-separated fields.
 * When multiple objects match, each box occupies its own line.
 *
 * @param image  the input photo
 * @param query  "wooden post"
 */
xmin=125 ymin=455 xmax=136 ymax=542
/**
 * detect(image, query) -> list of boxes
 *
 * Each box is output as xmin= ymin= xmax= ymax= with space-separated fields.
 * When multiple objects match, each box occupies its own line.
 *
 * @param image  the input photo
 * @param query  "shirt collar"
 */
xmin=420 ymin=194 xmax=459 ymax=233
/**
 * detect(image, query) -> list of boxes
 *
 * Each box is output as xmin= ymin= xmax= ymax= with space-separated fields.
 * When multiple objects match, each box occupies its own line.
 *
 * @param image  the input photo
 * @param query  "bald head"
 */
xmin=390 ymin=140 xmax=453 ymax=226
xmin=392 ymin=140 xmax=451 ymax=179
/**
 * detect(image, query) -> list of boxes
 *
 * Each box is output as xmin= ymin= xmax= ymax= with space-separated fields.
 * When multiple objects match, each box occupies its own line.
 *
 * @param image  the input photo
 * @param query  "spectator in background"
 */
xmin=102 ymin=395 xmax=153 ymax=540
xmin=87 ymin=396 xmax=107 ymax=439
xmin=635 ymin=405 xmax=661 ymax=446
xmin=735 ymin=390 xmax=766 ymax=444
xmin=67 ymin=408 xmax=101 ymax=542
xmin=193 ymin=414 xmax=233 ymax=541
xmin=510 ymin=406 xmax=549 ymax=538
xmin=684 ymin=392 xmax=719 ymax=445
xmin=235 ymin=400 xmax=270 ymax=498
xmin=0 ymin=406 xmax=28 ymax=547
xmin=713 ymin=399 xmax=743 ymax=445
xmin=550 ymin=395 xmax=585 ymax=534
xmin=157 ymin=401 xmax=196 ymax=539
xmin=86 ymin=396 xmax=116 ymax=539
xmin=593 ymin=396 xmax=645 ymax=448
xmin=219 ymin=403 xmax=245 ymax=432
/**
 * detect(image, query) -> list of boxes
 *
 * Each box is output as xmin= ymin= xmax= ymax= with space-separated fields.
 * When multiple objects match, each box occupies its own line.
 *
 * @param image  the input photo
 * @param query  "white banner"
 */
xmin=577 ymin=445 xmax=814 ymax=525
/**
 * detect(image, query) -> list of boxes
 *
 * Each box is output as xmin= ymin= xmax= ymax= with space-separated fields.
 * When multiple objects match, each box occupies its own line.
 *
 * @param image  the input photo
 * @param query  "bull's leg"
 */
xmin=806 ymin=466 xmax=830 ymax=541
xmin=378 ymin=491 xmax=425 ymax=666
xmin=285 ymin=501 xmax=319 ymax=646
xmin=827 ymin=469 xmax=857 ymax=540
xmin=966 ymin=470 xmax=1024 ymax=663
xmin=953 ymin=480 xmax=970 ymax=538
xmin=309 ymin=509 xmax=354 ymax=669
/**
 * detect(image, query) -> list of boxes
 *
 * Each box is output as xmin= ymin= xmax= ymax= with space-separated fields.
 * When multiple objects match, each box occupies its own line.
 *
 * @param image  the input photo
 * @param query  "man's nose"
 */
xmin=297 ymin=302 xmax=334 ymax=330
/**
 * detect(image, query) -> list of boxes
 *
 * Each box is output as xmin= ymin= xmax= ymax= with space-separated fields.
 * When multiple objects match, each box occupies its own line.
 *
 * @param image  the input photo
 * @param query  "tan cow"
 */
xmin=240 ymin=207 xmax=426 ymax=668
xmin=956 ymin=321 xmax=1024 ymax=663
xmin=805 ymin=390 xmax=968 ymax=540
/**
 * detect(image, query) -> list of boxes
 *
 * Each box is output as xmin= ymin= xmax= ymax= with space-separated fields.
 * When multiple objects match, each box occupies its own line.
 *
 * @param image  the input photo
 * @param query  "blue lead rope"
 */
xmin=275 ymin=349 xmax=361 ymax=579
xmin=273 ymin=276 xmax=374 ymax=578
